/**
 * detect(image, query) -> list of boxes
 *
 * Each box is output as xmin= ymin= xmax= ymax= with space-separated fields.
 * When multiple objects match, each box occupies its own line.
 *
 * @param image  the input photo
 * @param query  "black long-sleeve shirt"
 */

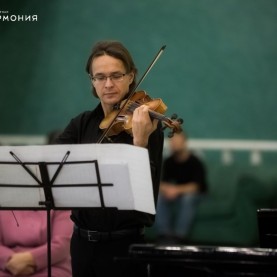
xmin=56 ymin=103 xmax=164 ymax=231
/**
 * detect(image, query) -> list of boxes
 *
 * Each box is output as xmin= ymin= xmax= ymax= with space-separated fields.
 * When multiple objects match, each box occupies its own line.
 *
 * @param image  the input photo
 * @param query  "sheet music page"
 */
xmin=0 ymin=164 xmax=41 ymax=184
xmin=0 ymin=163 xmax=45 ymax=207
xmin=49 ymin=163 xmax=134 ymax=209
xmin=0 ymin=187 xmax=45 ymax=208
xmin=0 ymin=144 xmax=155 ymax=214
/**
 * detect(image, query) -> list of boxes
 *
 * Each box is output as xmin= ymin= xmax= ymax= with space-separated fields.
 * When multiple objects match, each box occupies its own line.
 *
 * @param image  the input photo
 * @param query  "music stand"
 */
xmin=0 ymin=144 xmax=155 ymax=277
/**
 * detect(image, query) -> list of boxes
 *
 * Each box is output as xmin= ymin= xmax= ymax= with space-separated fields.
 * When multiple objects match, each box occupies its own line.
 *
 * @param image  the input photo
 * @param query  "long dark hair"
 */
xmin=86 ymin=40 xmax=138 ymax=98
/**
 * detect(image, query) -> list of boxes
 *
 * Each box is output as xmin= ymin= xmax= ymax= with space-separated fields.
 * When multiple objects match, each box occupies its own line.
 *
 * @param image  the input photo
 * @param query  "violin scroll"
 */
xmin=162 ymin=113 xmax=183 ymax=138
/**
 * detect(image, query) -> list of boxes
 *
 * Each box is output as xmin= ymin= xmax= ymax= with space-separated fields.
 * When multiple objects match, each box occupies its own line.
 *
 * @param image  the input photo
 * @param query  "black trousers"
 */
xmin=70 ymin=230 xmax=147 ymax=277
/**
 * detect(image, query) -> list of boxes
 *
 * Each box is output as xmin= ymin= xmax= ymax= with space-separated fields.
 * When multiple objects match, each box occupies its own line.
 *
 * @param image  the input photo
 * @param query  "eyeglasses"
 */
xmin=90 ymin=73 xmax=127 ymax=84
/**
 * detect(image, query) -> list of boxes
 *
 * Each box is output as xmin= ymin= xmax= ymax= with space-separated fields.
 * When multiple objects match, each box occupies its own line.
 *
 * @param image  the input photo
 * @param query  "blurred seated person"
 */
xmin=155 ymin=131 xmax=207 ymax=243
xmin=0 ymin=210 xmax=73 ymax=276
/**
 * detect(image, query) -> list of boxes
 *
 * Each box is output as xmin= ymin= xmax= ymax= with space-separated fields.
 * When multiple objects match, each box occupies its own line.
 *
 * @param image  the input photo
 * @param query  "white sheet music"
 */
xmin=0 ymin=164 xmax=44 ymax=207
xmin=49 ymin=163 xmax=134 ymax=209
xmin=0 ymin=144 xmax=155 ymax=214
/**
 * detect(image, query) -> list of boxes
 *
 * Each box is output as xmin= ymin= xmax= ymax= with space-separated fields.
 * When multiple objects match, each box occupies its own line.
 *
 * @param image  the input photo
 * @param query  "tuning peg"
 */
xmin=177 ymin=118 xmax=183 ymax=124
xmin=171 ymin=113 xmax=177 ymax=120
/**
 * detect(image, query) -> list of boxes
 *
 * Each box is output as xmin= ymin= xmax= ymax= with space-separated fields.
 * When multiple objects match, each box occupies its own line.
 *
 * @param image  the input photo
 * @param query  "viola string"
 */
xmin=127 ymin=101 xmax=169 ymax=122
xmin=126 ymin=101 xmax=182 ymax=134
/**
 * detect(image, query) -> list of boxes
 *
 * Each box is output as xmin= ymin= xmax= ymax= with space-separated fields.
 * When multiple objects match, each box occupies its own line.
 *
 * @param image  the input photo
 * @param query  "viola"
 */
xmin=99 ymin=90 xmax=183 ymax=138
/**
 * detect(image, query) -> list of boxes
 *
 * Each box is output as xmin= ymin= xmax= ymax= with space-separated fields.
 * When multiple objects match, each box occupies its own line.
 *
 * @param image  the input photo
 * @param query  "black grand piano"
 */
xmin=128 ymin=244 xmax=277 ymax=276
xmin=126 ymin=209 xmax=277 ymax=276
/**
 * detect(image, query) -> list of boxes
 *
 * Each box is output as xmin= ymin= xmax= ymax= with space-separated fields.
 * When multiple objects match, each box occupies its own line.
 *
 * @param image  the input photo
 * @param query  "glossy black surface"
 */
xmin=128 ymin=244 xmax=277 ymax=276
